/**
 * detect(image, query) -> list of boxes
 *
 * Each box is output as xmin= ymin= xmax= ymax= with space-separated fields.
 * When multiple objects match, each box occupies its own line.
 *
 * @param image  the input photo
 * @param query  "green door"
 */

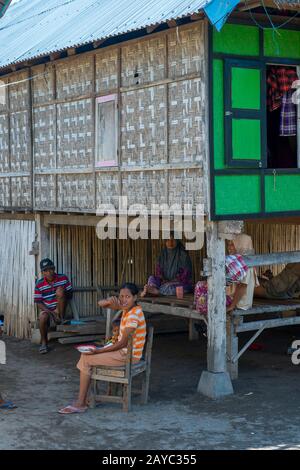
xmin=224 ymin=59 xmax=266 ymax=168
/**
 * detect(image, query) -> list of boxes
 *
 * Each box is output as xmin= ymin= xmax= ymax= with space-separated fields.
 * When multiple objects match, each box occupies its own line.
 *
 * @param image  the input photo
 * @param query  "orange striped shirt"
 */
xmin=118 ymin=305 xmax=146 ymax=360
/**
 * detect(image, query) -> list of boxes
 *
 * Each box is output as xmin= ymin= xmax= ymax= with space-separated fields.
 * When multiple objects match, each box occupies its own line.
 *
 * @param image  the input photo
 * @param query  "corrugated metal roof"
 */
xmin=0 ymin=0 xmax=211 ymax=70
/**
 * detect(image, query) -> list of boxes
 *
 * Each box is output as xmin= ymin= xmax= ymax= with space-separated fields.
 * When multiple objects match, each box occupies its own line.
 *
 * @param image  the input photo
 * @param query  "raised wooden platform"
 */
xmin=227 ymin=297 xmax=300 ymax=380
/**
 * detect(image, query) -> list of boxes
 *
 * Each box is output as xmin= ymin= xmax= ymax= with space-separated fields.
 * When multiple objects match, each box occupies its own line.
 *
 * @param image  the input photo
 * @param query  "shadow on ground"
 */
xmin=1 ymin=327 xmax=300 ymax=450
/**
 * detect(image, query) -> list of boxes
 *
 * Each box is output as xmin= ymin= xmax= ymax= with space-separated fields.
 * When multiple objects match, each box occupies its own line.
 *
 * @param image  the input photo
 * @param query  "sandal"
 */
xmin=39 ymin=344 xmax=49 ymax=354
xmin=58 ymin=404 xmax=88 ymax=414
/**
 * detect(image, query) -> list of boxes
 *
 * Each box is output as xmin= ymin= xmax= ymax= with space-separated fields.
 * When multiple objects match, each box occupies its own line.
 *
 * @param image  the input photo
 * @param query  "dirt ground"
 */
xmin=1 ymin=326 xmax=300 ymax=450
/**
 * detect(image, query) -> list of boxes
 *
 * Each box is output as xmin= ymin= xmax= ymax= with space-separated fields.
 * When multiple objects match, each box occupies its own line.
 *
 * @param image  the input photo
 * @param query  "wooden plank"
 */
xmin=206 ymin=221 xmax=227 ymax=373
xmin=56 ymin=320 xmax=106 ymax=334
xmin=92 ymin=395 xmax=123 ymax=404
xmin=58 ymin=334 xmax=105 ymax=344
xmin=232 ymin=303 xmax=300 ymax=317
xmin=243 ymin=251 xmax=300 ymax=268
xmin=140 ymin=301 xmax=202 ymax=320
xmin=236 ymin=316 xmax=300 ymax=333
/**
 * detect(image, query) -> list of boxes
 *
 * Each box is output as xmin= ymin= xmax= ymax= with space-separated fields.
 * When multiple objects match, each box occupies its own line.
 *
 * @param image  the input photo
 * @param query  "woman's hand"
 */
xmin=140 ymin=285 xmax=148 ymax=298
xmin=98 ymin=296 xmax=120 ymax=309
xmin=226 ymin=303 xmax=236 ymax=313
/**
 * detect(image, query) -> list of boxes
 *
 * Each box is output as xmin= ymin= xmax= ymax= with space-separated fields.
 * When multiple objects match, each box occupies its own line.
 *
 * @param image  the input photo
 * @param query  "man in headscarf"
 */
xmin=141 ymin=234 xmax=193 ymax=296
xmin=226 ymin=234 xmax=259 ymax=312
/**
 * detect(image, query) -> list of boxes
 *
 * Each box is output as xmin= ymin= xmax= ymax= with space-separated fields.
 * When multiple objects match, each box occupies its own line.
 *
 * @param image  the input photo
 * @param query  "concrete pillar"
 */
xmin=197 ymin=221 xmax=233 ymax=399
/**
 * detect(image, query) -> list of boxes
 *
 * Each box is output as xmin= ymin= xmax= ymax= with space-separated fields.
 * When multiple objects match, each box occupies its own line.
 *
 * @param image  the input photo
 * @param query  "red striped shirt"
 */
xmin=34 ymin=273 xmax=72 ymax=311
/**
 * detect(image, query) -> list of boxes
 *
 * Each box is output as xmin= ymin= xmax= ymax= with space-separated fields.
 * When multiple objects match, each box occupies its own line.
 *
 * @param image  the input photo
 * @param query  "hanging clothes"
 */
xmin=280 ymin=90 xmax=297 ymax=136
xmin=267 ymin=66 xmax=298 ymax=112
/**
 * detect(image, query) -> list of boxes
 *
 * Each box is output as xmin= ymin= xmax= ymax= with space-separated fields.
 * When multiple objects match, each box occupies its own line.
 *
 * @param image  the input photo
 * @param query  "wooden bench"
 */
xmin=103 ymin=294 xmax=206 ymax=342
xmin=139 ymin=295 xmax=206 ymax=341
xmin=227 ymin=298 xmax=300 ymax=380
xmin=225 ymin=250 xmax=300 ymax=380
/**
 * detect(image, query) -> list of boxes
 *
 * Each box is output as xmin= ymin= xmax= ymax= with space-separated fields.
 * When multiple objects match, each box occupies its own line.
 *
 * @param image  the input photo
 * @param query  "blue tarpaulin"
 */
xmin=204 ymin=0 xmax=240 ymax=31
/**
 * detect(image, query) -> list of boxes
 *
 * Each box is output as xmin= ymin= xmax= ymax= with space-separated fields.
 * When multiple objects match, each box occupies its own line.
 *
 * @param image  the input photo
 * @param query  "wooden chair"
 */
xmin=89 ymin=325 xmax=154 ymax=412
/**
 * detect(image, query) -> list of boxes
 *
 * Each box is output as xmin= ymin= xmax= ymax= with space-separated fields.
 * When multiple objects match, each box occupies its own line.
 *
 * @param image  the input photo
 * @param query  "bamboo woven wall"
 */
xmin=0 ymin=22 xmax=206 ymax=213
xmin=49 ymin=224 xmax=203 ymax=318
xmin=0 ymin=219 xmax=35 ymax=338
xmin=0 ymin=70 xmax=32 ymax=209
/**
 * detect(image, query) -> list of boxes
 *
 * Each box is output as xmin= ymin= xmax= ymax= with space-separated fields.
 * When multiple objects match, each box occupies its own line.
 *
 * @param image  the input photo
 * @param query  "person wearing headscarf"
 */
xmin=141 ymin=235 xmax=193 ymax=297
xmin=226 ymin=234 xmax=259 ymax=312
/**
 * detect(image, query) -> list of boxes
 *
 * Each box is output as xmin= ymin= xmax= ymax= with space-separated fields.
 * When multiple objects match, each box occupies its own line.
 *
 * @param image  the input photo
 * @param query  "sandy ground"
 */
xmin=1 ymin=326 xmax=300 ymax=450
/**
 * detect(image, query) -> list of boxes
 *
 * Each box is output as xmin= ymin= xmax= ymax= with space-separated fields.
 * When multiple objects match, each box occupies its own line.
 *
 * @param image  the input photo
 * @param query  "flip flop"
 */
xmin=58 ymin=405 xmax=88 ymax=414
xmin=0 ymin=401 xmax=17 ymax=410
xmin=39 ymin=345 xmax=49 ymax=354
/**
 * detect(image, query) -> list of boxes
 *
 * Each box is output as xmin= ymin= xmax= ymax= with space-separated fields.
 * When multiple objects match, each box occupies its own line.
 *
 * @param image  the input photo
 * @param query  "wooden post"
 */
xmin=188 ymin=319 xmax=199 ymax=341
xmin=35 ymin=213 xmax=51 ymax=275
xmin=197 ymin=221 xmax=234 ymax=399
xmin=226 ymin=315 xmax=239 ymax=380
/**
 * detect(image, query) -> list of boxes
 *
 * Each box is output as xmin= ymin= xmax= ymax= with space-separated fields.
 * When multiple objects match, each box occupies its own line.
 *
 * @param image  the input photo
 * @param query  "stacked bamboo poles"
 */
xmin=0 ymin=220 xmax=35 ymax=338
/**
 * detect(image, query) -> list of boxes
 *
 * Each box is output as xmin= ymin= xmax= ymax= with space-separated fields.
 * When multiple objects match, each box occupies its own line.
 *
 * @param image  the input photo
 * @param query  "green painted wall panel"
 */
xmin=232 ymin=119 xmax=261 ymax=160
xmin=214 ymin=175 xmax=261 ymax=215
xmin=213 ymin=24 xmax=260 ymax=55
xmin=265 ymin=175 xmax=300 ymax=212
xmin=264 ymin=29 xmax=300 ymax=59
xmin=213 ymin=59 xmax=228 ymax=170
xmin=232 ymin=67 xmax=260 ymax=110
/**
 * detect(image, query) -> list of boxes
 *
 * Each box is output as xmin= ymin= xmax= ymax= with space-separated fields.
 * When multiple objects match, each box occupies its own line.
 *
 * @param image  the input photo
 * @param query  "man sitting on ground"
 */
xmin=254 ymin=263 xmax=300 ymax=299
xmin=34 ymin=258 xmax=73 ymax=354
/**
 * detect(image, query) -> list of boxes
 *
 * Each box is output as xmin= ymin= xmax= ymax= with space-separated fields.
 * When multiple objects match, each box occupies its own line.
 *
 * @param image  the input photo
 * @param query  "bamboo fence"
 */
xmin=0 ymin=219 xmax=35 ymax=338
xmin=245 ymin=222 xmax=300 ymax=276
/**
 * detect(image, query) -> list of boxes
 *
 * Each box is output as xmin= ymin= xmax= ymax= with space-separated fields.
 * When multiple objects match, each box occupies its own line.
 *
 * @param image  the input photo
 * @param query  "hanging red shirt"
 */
xmin=267 ymin=67 xmax=298 ymax=112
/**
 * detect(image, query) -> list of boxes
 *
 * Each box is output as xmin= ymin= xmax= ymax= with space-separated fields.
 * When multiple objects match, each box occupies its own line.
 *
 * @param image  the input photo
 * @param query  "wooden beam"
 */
xmin=146 ymin=23 xmax=160 ymax=34
xmin=93 ymin=39 xmax=106 ymax=49
xmin=232 ymin=10 xmax=300 ymax=26
xmin=190 ymin=12 xmax=204 ymax=21
xmin=0 ymin=212 xmax=34 ymax=221
xmin=167 ymin=19 xmax=177 ymax=28
xmin=198 ymin=221 xmax=234 ymax=398
xmin=236 ymin=316 xmax=300 ymax=333
xmin=35 ymin=213 xmax=50 ymax=271
xmin=67 ymin=47 xmax=76 ymax=56
xmin=58 ymin=334 xmax=105 ymax=344
xmin=50 ymin=52 xmax=61 ymax=61
xmin=243 ymin=250 xmax=300 ymax=267
xmin=218 ymin=220 xmax=244 ymax=240
xmin=44 ymin=214 xmax=100 ymax=227
xmin=206 ymin=222 xmax=227 ymax=373
xmin=237 ymin=0 xmax=262 ymax=11
xmin=233 ymin=302 xmax=300 ymax=316
xmin=238 ymin=0 xmax=300 ymax=10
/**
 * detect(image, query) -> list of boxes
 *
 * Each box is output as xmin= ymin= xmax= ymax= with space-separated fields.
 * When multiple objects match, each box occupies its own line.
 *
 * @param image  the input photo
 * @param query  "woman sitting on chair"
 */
xmin=141 ymin=233 xmax=193 ymax=297
xmin=58 ymin=282 xmax=146 ymax=414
